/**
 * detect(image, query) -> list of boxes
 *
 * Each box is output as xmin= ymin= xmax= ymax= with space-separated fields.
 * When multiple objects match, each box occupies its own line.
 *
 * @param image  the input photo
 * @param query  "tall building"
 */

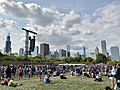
xmin=4 ymin=33 xmax=11 ymax=54
xmin=101 ymin=40 xmax=107 ymax=56
xmin=67 ymin=45 xmax=70 ymax=57
xmin=95 ymin=47 xmax=99 ymax=55
xmin=19 ymin=48 xmax=24 ymax=56
xmin=36 ymin=46 xmax=39 ymax=56
xmin=31 ymin=46 xmax=39 ymax=56
xmin=83 ymin=47 xmax=86 ymax=58
xmin=59 ymin=49 xmax=66 ymax=58
xmin=111 ymin=46 xmax=120 ymax=60
xmin=54 ymin=50 xmax=59 ymax=58
xmin=40 ymin=43 xmax=50 ymax=58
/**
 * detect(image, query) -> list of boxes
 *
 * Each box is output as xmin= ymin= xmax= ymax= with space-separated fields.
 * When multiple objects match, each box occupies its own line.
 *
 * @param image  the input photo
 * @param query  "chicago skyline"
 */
xmin=0 ymin=0 xmax=119 ymax=56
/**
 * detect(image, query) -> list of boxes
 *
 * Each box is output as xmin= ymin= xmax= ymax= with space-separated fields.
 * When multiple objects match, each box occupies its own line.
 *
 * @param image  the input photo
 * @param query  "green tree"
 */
xmin=74 ymin=56 xmax=82 ymax=62
xmin=96 ymin=53 xmax=108 ymax=64
xmin=86 ymin=57 xmax=94 ymax=63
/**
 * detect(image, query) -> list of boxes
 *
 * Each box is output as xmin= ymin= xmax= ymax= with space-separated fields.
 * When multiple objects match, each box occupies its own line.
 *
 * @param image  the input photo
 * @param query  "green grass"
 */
xmin=0 ymin=75 xmax=111 ymax=90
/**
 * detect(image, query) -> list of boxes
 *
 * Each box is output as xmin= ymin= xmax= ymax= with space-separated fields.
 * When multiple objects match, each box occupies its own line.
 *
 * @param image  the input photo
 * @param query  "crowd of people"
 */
xmin=0 ymin=64 xmax=120 ymax=89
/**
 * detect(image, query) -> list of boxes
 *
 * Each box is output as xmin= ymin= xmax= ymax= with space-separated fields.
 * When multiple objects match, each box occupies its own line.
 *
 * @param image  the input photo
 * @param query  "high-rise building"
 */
xmin=31 ymin=46 xmax=39 ymax=56
xmin=83 ymin=47 xmax=86 ymax=58
xmin=111 ymin=46 xmax=120 ymax=60
xmin=40 ymin=43 xmax=50 ymax=58
xmin=67 ymin=45 xmax=70 ymax=57
xmin=95 ymin=47 xmax=99 ymax=55
xmin=54 ymin=50 xmax=59 ymax=58
xmin=4 ymin=33 xmax=11 ymax=54
xmin=19 ymin=48 xmax=24 ymax=56
xmin=59 ymin=49 xmax=66 ymax=58
xmin=101 ymin=40 xmax=107 ymax=56
xmin=36 ymin=46 xmax=39 ymax=56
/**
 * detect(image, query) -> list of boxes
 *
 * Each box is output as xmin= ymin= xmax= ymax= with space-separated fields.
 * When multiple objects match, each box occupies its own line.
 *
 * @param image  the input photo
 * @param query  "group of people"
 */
xmin=0 ymin=64 xmax=120 ymax=89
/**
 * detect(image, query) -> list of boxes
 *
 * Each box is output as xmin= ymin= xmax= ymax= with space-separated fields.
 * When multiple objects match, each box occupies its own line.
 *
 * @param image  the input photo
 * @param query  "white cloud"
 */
xmin=0 ymin=0 xmax=60 ymax=26
xmin=62 ymin=10 xmax=81 ymax=28
xmin=0 ymin=18 xmax=16 ymax=28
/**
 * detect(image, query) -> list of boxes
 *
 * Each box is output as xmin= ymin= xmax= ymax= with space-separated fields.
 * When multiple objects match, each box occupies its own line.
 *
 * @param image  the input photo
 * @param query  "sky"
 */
xmin=0 ymin=0 xmax=120 ymax=56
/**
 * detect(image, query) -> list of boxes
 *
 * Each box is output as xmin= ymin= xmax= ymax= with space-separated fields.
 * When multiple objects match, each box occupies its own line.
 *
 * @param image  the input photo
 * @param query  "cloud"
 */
xmin=0 ymin=0 xmax=60 ymax=27
xmin=62 ymin=10 xmax=81 ymax=28
xmin=0 ymin=18 xmax=16 ymax=29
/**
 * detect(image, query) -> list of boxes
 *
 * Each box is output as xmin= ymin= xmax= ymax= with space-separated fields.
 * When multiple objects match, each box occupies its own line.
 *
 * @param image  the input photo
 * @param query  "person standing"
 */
xmin=110 ymin=66 xmax=117 ymax=89
xmin=18 ymin=66 xmax=23 ymax=80
xmin=114 ymin=64 xmax=120 ymax=90
xmin=6 ymin=65 xmax=11 ymax=79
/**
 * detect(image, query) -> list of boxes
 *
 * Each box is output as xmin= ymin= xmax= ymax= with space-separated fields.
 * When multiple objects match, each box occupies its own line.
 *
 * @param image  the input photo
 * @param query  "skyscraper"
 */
xmin=19 ymin=48 xmax=24 ymax=56
xmin=101 ymin=40 xmax=107 ymax=56
xmin=54 ymin=50 xmax=59 ymax=58
xmin=31 ymin=46 xmax=39 ymax=56
xmin=95 ymin=47 xmax=99 ymax=55
xmin=111 ymin=46 xmax=120 ymax=60
xmin=4 ymin=33 xmax=11 ymax=54
xmin=67 ymin=45 xmax=70 ymax=57
xmin=59 ymin=49 xmax=66 ymax=58
xmin=83 ymin=47 xmax=86 ymax=58
xmin=36 ymin=46 xmax=39 ymax=56
xmin=40 ymin=43 xmax=50 ymax=58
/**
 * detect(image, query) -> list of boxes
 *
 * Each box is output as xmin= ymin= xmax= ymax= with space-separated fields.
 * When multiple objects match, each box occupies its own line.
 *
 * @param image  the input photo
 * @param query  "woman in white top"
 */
xmin=110 ymin=66 xmax=117 ymax=89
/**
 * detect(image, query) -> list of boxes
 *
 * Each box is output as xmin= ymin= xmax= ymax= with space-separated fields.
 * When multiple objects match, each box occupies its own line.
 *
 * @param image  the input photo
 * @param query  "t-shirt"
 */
xmin=111 ymin=68 xmax=117 ymax=75
xmin=8 ymin=80 xmax=14 ymax=86
xmin=3 ymin=79 xmax=8 ymax=85
xmin=19 ymin=67 xmax=23 ymax=74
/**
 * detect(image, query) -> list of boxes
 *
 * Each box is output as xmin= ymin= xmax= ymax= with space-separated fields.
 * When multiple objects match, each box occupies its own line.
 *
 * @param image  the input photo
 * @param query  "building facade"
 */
xmin=19 ymin=48 xmax=24 ymax=56
xmin=40 ymin=43 xmax=50 ymax=58
xmin=59 ymin=49 xmax=66 ymax=58
xmin=111 ymin=46 xmax=119 ymax=60
xmin=95 ymin=46 xmax=99 ymax=55
xmin=54 ymin=50 xmax=59 ymax=58
xmin=67 ymin=45 xmax=70 ymax=57
xmin=101 ymin=40 xmax=107 ymax=56
xmin=83 ymin=47 xmax=86 ymax=58
xmin=4 ymin=34 xmax=11 ymax=54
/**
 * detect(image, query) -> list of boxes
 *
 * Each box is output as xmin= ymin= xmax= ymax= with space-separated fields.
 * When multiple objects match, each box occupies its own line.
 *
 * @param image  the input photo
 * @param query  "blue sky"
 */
xmin=0 ymin=0 xmax=120 ymax=56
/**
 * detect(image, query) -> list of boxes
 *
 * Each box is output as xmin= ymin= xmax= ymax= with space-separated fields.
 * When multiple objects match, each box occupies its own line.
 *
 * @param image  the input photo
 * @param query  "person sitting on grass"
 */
xmin=85 ymin=70 xmax=91 ymax=78
xmin=94 ymin=71 xmax=103 ymax=82
xmin=44 ymin=73 xmax=51 ymax=84
xmin=60 ymin=71 xmax=67 ymax=79
xmin=1 ymin=78 xmax=8 ymax=86
xmin=8 ymin=78 xmax=22 ymax=87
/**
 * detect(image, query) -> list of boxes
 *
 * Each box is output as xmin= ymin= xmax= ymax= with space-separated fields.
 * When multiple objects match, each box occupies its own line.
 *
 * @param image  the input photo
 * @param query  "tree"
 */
xmin=86 ymin=57 xmax=94 ymax=63
xmin=74 ymin=56 xmax=82 ymax=62
xmin=96 ymin=53 xmax=108 ymax=64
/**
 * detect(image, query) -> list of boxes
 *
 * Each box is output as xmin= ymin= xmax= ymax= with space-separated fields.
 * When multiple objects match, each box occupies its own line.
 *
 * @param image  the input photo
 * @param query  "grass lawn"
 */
xmin=0 ymin=74 xmax=111 ymax=90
